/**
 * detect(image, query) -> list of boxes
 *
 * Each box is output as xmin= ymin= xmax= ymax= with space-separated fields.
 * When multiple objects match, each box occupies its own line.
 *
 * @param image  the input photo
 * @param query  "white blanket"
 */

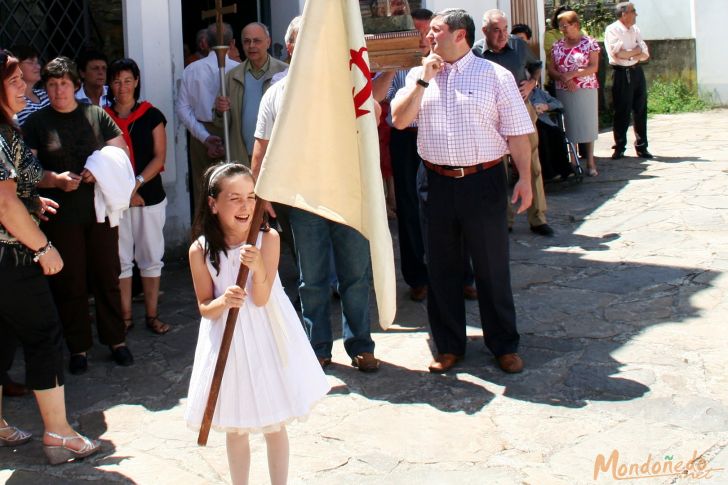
xmin=84 ymin=146 xmax=134 ymax=227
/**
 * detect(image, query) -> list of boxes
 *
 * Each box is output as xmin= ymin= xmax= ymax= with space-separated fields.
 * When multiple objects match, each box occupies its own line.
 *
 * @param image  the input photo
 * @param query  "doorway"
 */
xmin=181 ymin=0 xmax=269 ymax=61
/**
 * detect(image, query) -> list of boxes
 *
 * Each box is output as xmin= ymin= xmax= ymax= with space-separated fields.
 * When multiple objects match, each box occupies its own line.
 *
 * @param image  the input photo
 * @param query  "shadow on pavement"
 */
xmin=5 ymin=470 xmax=136 ymax=485
xmin=326 ymin=360 xmax=495 ymax=415
xmin=352 ymin=153 xmax=719 ymax=411
xmin=2 ymin=410 xmax=136 ymax=484
xmin=1 ymin=144 xmax=719 ymax=478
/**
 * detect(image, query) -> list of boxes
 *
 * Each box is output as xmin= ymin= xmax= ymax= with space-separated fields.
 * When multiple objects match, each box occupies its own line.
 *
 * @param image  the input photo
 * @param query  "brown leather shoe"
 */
xmin=351 ymin=352 xmax=380 ymax=373
xmin=2 ymin=380 xmax=30 ymax=397
xmin=409 ymin=285 xmax=427 ymax=302
xmin=317 ymin=357 xmax=332 ymax=368
xmin=497 ymin=353 xmax=524 ymax=373
xmin=428 ymin=353 xmax=462 ymax=373
xmin=463 ymin=285 xmax=478 ymax=300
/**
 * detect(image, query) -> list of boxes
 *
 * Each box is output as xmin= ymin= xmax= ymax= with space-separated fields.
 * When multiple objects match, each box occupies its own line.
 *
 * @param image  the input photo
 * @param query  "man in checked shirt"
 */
xmin=392 ymin=8 xmax=533 ymax=374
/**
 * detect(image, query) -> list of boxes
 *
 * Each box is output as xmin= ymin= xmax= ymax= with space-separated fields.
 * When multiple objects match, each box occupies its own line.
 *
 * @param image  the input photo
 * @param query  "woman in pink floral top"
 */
xmin=548 ymin=10 xmax=601 ymax=176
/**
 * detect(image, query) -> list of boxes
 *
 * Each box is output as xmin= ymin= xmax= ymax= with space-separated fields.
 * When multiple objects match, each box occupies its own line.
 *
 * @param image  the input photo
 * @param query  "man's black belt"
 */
xmin=611 ymin=64 xmax=641 ymax=71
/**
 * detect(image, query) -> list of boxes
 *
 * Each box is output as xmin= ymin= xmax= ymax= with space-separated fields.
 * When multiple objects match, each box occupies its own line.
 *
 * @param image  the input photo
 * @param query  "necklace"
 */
xmin=116 ymin=102 xmax=138 ymax=136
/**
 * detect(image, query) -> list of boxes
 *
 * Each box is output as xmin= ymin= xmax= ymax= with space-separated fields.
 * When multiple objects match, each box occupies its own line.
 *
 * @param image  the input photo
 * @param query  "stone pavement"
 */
xmin=2 ymin=109 xmax=728 ymax=484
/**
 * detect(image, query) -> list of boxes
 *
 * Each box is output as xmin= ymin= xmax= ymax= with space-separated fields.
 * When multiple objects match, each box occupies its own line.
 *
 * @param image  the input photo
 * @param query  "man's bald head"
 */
xmin=241 ymin=22 xmax=271 ymax=67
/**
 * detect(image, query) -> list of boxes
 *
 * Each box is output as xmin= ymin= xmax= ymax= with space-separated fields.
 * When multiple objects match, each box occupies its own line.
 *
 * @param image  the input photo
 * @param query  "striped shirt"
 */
xmin=385 ymin=70 xmax=416 ymax=128
xmin=16 ymin=88 xmax=49 ymax=126
xmin=395 ymin=51 xmax=533 ymax=167
xmin=385 ymin=70 xmax=408 ymax=102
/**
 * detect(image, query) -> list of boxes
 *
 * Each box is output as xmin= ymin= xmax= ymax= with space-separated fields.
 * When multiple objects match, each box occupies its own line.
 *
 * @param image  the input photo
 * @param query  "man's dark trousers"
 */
xmin=389 ymin=128 xmax=428 ymax=289
xmin=418 ymin=163 xmax=520 ymax=357
xmin=612 ymin=64 xmax=648 ymax=153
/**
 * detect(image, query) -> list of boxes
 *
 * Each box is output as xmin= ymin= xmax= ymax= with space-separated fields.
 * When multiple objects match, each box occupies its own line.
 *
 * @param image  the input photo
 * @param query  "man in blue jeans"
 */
xmin=250 ymin=16 xmax=379 ymax=372
xmin=287 ymin=209 xmax=378 ymax=371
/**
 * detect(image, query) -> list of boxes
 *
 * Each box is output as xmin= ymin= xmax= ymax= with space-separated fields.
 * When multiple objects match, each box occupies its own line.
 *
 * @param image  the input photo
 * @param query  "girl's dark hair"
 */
xmin=0 ymin=50 xmax=21 ymax=129
xmin=106 ymin=58 xmax=141 ymax=106
xmin=191 ymin=162 xmax=268 ymax=274
xmin=9 ymin=45 xmax=39 ymax=63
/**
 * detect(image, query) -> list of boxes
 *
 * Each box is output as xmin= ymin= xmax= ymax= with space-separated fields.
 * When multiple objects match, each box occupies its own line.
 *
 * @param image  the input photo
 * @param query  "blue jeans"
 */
xmin=289 ymin=208 xmax=374 ymax=359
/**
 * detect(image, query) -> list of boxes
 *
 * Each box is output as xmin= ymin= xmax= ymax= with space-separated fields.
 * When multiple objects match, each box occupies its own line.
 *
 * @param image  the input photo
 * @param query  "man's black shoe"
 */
xmin=636 ymin=149 xmax=653 ymax=159
xmin=530 ymin=224 xmax=555 ymax=237
xmin=110 ymin=345 xmax=134 ymax=367
xmin=611 ymin=150 xmax=625 ymax=160
xmin=69 ymin=354 xmax=88 ymax=375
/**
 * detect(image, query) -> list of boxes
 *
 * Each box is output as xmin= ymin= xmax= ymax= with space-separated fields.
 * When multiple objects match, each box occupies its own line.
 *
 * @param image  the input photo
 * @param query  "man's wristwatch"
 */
xmin=135 ymin=174 xmax=145 ymax=186
xmin=416 ymin=78 xmax=429 ymax=88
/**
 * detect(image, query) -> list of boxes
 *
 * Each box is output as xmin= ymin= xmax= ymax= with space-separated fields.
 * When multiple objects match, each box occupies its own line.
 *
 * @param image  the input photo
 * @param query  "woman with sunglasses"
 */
xmin=0 ymin=50 xmax=100 ymax=464
xmin=10 ymin=45 xmax=49 ymax=126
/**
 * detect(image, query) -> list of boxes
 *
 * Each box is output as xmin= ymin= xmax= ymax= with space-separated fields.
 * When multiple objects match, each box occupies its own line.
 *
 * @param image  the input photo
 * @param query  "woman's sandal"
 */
xmin=0 ymin=421 xmax=32 ymax=447
xmin=145 ymin=315 xmax=171 ymax=335
xmin=43 ymin=431 xmax=100 ymax=465
xmin=123 ymin=318 xmax=134 ymax=334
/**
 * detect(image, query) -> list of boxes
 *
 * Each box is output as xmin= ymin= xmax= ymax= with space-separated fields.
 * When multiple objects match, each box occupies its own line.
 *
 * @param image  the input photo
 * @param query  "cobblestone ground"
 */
xmin=2 ymin=109 xmax=727 ymax=484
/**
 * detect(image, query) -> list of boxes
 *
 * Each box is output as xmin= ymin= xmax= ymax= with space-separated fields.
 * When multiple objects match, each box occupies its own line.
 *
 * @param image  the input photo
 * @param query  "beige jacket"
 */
xmin=214 ymin=56 xmax=289 ymax=166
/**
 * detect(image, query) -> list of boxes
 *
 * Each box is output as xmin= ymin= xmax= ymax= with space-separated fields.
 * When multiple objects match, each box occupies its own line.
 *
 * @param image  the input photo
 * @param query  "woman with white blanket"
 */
xmin=22 ymin=56 xmax=134 ymax=375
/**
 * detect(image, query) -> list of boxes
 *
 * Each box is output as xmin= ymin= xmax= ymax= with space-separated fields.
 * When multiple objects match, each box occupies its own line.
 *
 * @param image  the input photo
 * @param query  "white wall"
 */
xmin=693 ymin=0 xmax=728 ymax=104
xmin=122 ymin=0 xmax=190 ymax=251
xmin=271 ymin=0 xmax=306 ymax=59
xmin=633 ymin=0 xmax=693 ymax=40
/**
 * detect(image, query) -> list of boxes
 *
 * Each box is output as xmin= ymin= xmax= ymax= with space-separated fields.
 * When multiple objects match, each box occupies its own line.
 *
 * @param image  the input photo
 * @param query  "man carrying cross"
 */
xmin=176 ymin=22 xmax=239 ymax=204
xmin=214 ymin=22 xmax=288 ymax=167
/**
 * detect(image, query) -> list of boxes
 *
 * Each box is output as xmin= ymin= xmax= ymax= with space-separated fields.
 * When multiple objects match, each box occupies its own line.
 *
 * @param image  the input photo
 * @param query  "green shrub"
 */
xmin=568 ymin=0 xmax=614 ymax=40
xmin=648 ymin=79 xmax=708 ymax=114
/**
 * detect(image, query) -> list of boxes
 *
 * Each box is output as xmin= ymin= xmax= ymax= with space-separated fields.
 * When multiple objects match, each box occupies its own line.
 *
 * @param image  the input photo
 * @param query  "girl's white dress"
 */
xmin=185 ymin=235 xmax=330 ymax=433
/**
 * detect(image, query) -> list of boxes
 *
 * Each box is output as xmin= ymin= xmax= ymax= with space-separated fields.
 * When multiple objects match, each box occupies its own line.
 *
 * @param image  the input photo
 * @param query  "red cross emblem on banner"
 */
xmin=349 ymin=47 xmax=373 ymax=118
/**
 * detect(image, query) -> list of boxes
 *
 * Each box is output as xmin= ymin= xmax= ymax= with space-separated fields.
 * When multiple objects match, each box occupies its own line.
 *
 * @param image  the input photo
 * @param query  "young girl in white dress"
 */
xmin=185 ymin=162 xmax=330 ymax=485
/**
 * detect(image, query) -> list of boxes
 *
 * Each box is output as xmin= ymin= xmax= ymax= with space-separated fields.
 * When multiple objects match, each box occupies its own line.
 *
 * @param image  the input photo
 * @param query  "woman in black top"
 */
xmin=23 ymin=57 xmax=134 ymax=374
xmin=105 ymin=58 xmax=170 ymax=335
xmin=0 ymin=50 xmax=100 ymax=464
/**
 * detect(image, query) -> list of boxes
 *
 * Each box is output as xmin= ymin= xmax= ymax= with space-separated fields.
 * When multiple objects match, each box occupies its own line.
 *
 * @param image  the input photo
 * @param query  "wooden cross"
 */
xmin=200 ymin=0 xmax=237 ymax=163
xmin=196 ymin=198 xmax=267 ymax=447
xmin=201 ymin=0 xmax=237 ymax=66
xmin=198 ymin=5 xmax=240 ymax=445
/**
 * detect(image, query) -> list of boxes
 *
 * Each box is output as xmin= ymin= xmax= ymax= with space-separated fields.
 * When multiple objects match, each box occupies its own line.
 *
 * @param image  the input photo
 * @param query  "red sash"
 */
xmin=104 ymin=101 xmax=153 ymax=171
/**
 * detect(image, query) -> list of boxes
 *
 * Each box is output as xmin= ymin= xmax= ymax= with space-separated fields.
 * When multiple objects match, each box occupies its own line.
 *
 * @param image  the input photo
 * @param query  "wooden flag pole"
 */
xmin=197 ymin=198 xmax=267 ymax=446
xmin=202 ymin=0 xmax=237 ymax=163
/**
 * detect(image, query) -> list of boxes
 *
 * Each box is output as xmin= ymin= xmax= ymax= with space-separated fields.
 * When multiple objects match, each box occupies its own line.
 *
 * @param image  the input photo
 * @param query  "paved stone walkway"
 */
xmin=2 ymin=109 xmax=728 ymax=484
